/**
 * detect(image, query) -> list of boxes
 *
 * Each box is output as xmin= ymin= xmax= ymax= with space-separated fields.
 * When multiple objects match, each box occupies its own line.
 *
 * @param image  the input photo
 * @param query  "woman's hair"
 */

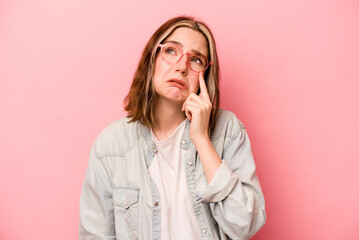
xmin=124 ymin=15 xmax=220 ymax=136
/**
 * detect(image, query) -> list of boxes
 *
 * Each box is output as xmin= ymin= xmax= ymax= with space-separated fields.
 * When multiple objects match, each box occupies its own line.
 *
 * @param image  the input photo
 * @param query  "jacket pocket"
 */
xmin=113 ymin=187 xmax=140 ymax=240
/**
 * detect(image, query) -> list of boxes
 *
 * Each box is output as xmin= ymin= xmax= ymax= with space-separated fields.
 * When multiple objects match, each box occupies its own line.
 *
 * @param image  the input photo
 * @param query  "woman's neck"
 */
xmin=152 ymin=99 xmax=186 ymax=141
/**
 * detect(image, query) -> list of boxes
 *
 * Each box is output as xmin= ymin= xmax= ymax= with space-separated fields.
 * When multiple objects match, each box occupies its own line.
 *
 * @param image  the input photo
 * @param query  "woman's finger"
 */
xmin=184 ymin=101 xmax=202 ymax=112
xmin=188 ymin=93 xmax=212 ymax=112
xmin=182 ymin=93 xmax=205 ymax=112
xmin=198 ymin=72 xmax=210 ymax=100
xmin=187 ymin=93 xmax=207 ymax=105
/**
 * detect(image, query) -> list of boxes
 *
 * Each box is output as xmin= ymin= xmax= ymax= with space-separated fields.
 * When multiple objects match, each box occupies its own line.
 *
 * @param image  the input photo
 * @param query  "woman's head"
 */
xmin=153 ymin=26 xmax=210 ymax=105
xmin=124 ymin=15 xmax=220 ymax=135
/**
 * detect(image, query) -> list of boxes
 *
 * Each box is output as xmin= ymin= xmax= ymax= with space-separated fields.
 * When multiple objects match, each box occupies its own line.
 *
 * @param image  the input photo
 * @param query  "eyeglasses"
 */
xmin=158 ymin=43 xmax=212 ymax=73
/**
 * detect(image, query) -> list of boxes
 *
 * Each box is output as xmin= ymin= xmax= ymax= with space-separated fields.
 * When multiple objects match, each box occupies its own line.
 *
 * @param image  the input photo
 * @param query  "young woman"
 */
xmin=79 ymin=16 xmax=266 ymax=240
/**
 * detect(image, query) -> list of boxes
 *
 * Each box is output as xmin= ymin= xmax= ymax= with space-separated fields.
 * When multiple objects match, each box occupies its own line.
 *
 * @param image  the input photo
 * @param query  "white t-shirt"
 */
xmin=148 ymin=120 xmax=201 ymax=240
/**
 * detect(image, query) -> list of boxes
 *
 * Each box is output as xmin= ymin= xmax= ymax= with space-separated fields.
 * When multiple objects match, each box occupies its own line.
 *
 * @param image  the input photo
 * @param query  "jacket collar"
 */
xmin=139 ymin=118 xmax=192 ymax=156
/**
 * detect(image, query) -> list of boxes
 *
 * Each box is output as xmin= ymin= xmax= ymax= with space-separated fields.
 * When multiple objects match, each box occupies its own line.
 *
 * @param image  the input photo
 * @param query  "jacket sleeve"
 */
xmin=79 ymin=142 xmax=116 ymax=240
xmin=195 ymin=119 xmax=266 ymax=240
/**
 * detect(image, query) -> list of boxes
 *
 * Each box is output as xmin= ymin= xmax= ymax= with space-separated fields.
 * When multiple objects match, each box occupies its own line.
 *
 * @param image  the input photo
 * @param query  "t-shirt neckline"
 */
xmin=151 ymin=119 xmax=187 ymax=144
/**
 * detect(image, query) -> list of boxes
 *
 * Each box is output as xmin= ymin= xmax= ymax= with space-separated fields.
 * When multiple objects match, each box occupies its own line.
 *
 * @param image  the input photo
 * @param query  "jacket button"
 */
xmin=188 ymin=161 xmax=193 ymax=166
xmin=202 ymin=229 xmax=207 ymax=234
xmin=181 ymin=140 xmax=186 ymax=145
xmin=152 ymin=145 xmax=156 ymax=150
xmin=192 ymin=193 xmax=196 ymax=198
xmin=123 ymin=201 xmax=127 ymax=206
xmin=154 ymin=202 xmax=159 ymax=207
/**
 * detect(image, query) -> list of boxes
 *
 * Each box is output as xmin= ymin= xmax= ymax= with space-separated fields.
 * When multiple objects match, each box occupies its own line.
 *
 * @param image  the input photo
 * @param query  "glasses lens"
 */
xmin=188 ymin=55 xmax=208 ymax=72
xmin=160 ymin=43 xmax=209 ymax=72
xmin=162 ymin=45 xmax=181 ymax=63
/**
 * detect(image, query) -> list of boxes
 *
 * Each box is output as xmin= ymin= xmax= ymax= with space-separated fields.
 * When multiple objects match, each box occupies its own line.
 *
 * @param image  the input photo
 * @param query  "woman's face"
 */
xmin=152 ymin=27 xmax=209 ymax=104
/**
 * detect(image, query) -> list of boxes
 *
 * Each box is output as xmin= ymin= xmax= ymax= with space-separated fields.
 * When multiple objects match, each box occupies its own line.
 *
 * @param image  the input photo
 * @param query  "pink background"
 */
xmin=1 ymin=0 xmax=358 ymax=239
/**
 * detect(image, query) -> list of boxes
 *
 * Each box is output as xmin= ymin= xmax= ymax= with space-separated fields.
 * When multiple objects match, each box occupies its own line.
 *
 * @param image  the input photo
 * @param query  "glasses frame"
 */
xmin=157 ymin=43 xmax=212 ymax=73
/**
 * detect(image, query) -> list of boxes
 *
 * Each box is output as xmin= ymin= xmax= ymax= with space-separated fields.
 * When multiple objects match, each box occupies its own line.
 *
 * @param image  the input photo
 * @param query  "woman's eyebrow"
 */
xmin=163 ymin=40 xmax=206 ymax=56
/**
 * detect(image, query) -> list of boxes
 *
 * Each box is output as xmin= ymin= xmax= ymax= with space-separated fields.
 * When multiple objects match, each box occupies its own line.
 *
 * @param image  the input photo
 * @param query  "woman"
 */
xmin=79 ymin=16 xmax=266 ymax=240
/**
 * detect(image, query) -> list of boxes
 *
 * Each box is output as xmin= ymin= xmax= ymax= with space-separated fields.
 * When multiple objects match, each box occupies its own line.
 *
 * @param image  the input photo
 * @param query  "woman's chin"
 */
xmin=164 ymin=88 xmax=187 ymax=102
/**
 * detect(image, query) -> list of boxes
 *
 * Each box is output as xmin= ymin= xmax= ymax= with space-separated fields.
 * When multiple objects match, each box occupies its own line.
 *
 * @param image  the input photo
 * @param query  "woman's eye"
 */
xmin=165 ymin=47 xmax=177 ymax=55
xmin=191 ymin=57 xmax=204 ymax=65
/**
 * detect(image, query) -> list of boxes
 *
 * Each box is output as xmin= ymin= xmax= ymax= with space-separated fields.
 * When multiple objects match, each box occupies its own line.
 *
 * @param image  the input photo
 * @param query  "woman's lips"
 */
xmin=167 ymin=79 xmax=187 ymax=89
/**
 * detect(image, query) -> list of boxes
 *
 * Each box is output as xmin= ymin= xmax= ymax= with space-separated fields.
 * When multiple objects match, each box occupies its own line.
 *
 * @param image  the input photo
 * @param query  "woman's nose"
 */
xmin=176 ymin=54 xmax=188 ymax=74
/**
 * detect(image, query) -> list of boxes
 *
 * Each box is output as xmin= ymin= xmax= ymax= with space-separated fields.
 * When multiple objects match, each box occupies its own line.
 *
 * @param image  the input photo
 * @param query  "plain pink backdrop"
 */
xmin=1 ymin=0 xmax=358 ymax=239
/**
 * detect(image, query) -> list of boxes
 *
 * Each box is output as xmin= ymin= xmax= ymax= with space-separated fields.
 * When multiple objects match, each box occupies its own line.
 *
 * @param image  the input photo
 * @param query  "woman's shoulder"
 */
xmin=216 ymin=109 xmax=245 ymax=128
xmin=212 ymin=109 xmax=246 ymax=140
xmin=98 ymin=117 xmax=139 ymax=137
xmin=92 ymin=117 xmax=142 ymax=155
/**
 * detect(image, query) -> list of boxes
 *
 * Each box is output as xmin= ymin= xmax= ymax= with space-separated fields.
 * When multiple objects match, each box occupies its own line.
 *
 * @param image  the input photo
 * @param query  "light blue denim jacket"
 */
xmin=79 ymin=109 xmax=266 ymax=240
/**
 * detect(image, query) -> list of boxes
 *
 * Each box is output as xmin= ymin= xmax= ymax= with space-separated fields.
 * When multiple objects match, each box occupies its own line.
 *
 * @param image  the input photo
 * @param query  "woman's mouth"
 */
xmin=167 ymin=79 xmax=187 ymax=89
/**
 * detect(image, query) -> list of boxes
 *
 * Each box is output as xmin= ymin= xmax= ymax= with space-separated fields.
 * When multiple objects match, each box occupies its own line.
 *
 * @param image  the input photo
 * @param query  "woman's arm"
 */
xmin=195 ymin=122 xmax=266 ymax=239
xmin=182 ymin=72 xmax=222 ymax=183
xmin=182 ymin=73 xmax=266 ymax=239
xmin=79 ymin=143 xmax=116 ymax=240
xmin=193 ymin=136 xmax=222 ymax=182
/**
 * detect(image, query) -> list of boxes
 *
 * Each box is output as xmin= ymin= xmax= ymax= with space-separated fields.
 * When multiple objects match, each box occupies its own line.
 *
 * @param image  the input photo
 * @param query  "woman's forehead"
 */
xmin=164 ymin=27 xmax=208 ymax=57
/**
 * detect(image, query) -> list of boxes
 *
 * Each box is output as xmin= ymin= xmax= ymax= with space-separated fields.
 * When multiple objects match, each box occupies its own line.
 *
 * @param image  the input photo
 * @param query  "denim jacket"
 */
xmin=79 ymin=109 xmax=266 ymax=240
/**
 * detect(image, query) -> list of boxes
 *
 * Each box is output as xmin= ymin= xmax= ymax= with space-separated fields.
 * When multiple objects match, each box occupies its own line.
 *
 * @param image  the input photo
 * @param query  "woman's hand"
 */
xmin=181 ymin=72 xmax=212 ymax=143
xmin=182 ymin=72 xmax=221 ymax=183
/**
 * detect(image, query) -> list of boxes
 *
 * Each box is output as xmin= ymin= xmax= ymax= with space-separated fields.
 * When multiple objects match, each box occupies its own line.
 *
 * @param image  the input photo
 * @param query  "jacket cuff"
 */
xmin=196 ymin=160 xmax=238 ymax=203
